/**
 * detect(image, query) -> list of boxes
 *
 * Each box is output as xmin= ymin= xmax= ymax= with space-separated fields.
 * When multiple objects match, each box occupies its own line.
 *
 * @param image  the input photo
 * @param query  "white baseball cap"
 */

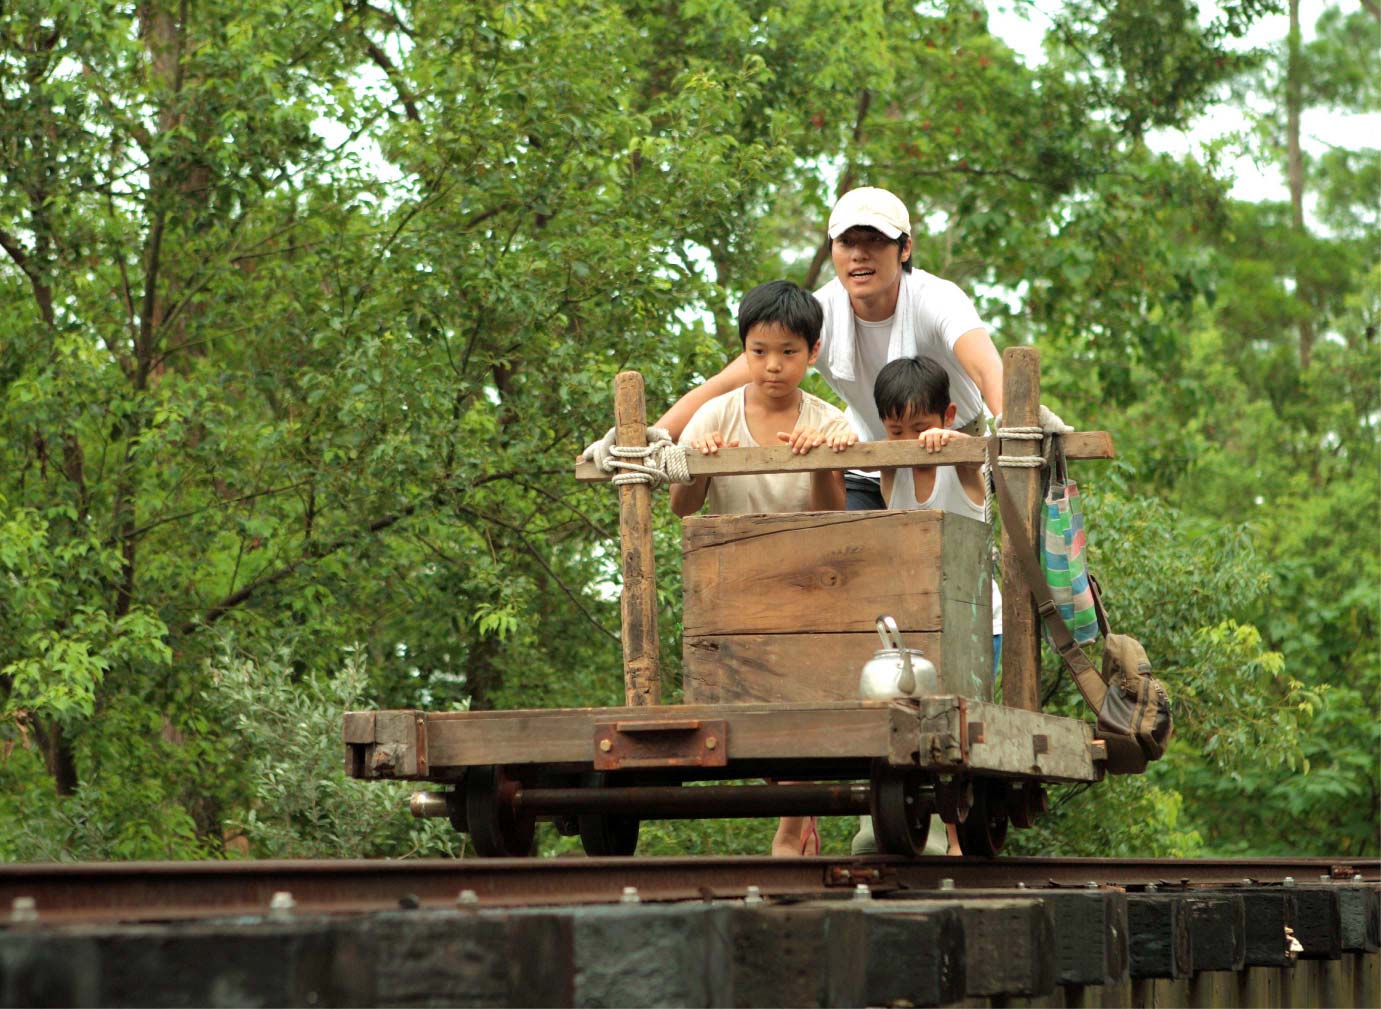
xmin=827 ymin=186 xmax=911 ymax=240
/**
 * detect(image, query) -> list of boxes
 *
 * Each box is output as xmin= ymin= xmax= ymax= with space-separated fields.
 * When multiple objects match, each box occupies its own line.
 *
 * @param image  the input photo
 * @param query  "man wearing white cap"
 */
xmin=655 ymin=186 xmax=1003 ymax=510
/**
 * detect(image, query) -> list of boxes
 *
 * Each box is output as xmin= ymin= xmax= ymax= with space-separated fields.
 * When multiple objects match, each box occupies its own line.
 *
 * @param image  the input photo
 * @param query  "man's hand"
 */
xmin=919 ymin=427 xmax=971 ymax=453
xmin=690 ymin=431 xmax=739 ymax=455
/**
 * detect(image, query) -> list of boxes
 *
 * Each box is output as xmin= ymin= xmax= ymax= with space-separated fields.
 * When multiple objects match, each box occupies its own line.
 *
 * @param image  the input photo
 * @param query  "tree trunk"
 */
xmin=33 ymin=720 xmax=79 ymax=796
xmin=1286 ymin=0 xmax=1313 ymax=370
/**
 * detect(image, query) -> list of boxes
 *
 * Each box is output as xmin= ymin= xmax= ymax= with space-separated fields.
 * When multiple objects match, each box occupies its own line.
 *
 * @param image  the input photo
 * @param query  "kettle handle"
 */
xmin=875 ymin=615 xmax=905 ymax=651
xmin=876 ymin=616 xmax=916 ymax=694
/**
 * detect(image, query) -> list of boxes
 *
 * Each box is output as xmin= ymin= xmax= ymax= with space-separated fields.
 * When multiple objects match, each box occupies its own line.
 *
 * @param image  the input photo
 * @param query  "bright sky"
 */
xmin=987 ymin=0 xmax=1380 ymax=208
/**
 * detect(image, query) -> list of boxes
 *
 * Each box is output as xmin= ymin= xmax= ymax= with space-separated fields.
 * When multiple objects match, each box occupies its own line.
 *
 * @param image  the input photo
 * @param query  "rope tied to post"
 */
xmin=992 ymin=425 xmax=1046 ymax=469
xmin=981 ymin=408 xmax=1074 ymax=525
xmin=583 ymin=426 xmax=693 ymax=487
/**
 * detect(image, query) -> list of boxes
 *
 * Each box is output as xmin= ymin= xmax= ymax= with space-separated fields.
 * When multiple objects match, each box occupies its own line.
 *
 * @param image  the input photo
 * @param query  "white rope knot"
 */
xmin=983 ymin=409 xmax=1075 ymax=525
xmin=994 ymin=426 xmax=1048 ymax=469
xmin=586 ymin=426 xmax=693 ymax=488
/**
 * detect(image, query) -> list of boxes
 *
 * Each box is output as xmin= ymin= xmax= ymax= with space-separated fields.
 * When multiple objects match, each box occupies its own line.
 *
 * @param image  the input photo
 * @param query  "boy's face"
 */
xmin=882 ymin=402 xmax=957 ymax=439
xmin=743 ymin=321 xmax=818 ymax=402
xmin=832 ymin=226 xmax=911 ymax=303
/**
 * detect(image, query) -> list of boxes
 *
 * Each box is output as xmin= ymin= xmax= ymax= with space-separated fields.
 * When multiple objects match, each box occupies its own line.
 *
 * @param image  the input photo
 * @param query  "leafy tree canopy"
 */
xmin=1 ymin=0 xmax=1374 ymax=859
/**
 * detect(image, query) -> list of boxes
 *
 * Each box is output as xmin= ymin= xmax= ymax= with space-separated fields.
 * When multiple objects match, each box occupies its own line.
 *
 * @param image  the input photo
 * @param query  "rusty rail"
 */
xmin=1 ymin=856 xmax=1375 ymax=926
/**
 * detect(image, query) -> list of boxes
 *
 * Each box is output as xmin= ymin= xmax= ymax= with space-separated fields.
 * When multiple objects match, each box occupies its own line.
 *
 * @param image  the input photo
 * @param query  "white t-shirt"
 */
xmin=679 ymin=387 xmax=847 ymax=515
xmin=888 ymin=466 xmax=1002 ymax=636
xmin=814 ymin=270 xmax=988 ymax=444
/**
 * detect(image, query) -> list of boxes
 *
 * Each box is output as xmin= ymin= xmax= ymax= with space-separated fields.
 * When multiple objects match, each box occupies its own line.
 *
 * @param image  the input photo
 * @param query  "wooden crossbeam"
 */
xmin=574 ymin=431 xmax=1113 ymax=482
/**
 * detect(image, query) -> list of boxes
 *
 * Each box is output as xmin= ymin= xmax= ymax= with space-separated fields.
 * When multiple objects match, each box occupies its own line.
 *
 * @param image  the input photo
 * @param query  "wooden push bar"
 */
xmin=575 ymin=431 xmax=1112 ymax=482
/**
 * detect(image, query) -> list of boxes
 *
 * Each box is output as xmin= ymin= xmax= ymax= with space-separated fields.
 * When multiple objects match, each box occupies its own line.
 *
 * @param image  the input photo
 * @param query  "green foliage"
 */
xmin=200 ymin=643 xmax=459 ymax=859
xmin=0 ymin=0 xmax=1373 ymax=862
xmin=1007 ymin=775 xmax=1204 ymax=858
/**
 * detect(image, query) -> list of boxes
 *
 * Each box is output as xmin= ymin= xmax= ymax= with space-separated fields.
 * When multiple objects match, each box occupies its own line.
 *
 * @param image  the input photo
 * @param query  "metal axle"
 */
xmin=411 ymin=783 xmax=873 ymax=821
xmin=515 ymin=782 xmax=873 ymax=819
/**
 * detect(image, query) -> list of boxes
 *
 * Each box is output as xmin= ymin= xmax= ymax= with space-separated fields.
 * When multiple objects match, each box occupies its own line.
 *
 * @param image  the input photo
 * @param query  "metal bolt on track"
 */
xmin=269 ymin=891 xmax=296 ymax=919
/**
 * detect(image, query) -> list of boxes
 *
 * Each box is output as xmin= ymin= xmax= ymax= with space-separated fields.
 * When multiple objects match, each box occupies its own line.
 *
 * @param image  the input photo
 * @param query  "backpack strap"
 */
xmin=987 ymin=437 xmax=1109 ymax=711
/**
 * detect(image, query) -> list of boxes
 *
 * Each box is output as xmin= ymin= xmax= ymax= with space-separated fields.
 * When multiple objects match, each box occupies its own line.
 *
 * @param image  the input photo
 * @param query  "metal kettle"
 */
xmin=859 ymin=615 xmax=939 ymax=701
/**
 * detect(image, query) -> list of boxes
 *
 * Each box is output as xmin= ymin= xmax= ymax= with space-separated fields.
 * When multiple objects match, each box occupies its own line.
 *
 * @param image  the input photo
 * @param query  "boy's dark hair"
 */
xmin=738 ymin=280 xmax=824 ymax=351
xmin=874 ymin=356 xmax=950 ymax=421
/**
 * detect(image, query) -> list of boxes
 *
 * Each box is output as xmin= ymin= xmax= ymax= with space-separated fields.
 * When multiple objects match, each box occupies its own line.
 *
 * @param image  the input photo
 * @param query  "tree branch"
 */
xmin=184 ymin=505 xmax=416 ymax=635
xmin=0 ymin=227 xmax=54 ymax=326
xmin=453 ymin=506 xmax=620 ymax=645
xmin=803 ymin=89 xmax=871 ymax=289
xmin=362 ymin=36 xmax=420 ymax=122
xmin=178 ymin=470 xmax=536 ymax=634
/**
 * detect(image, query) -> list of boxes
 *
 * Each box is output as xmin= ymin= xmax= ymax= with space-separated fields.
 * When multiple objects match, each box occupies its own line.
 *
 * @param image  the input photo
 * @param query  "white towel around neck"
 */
xmin=825 ymin=269 xmax=923 ymax=384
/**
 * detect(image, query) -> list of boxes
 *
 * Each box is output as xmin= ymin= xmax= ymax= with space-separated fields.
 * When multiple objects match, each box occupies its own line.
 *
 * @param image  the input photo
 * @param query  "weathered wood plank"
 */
xmin=681 ymin=506 xmax=942 ymax=550
xmin=682 ymin=509 xmax=993 ymax=704
xmin=615 ymin=371 xmax=660 ymax=705
xmin=999 ymin=346 xmax=1042 ymax=712
xmin=682 ymin=631 xmax=943 ymax=704
xmin=1337 ymin=884 xmax=1378 ymax=952
xmin=1292 ymin=886 xmax=1343 ymax=959
xmin=342 ymin=710 xmax=376 ymax=744
xmin=682 ymin=510 xmax=985 ymax=637
xmin=941 ymin=514 xmax=996 ymax=701
xmin=1241 ymin=889 xmax=1296 ymax=967
xmin=908 ymin=698 xmax=1102 ymax=781
xmin=421 ymin=699 xmax=893 ymax=720
xmin=1043 ymin=890 xmax=1130 ymax=987
xmin=824 ymin=904 xmax=967 ymax=1007
xmin=422 ymin=704 xmax=897 ymax=769
xmin=350 ymin=698 xmax=1101 ymax=779
xmin=1184 ymin=893 xmax=1247 ymax=972
xmin=575 ymin=431 xmax=1115 ymax=481
xmin=368 ymin=710 xmax=421 ymax=778
xmin=1126 ymin=895 xmax=1193 ymax=980
xmin=855 ymin=898 xmax=1056 ymax=998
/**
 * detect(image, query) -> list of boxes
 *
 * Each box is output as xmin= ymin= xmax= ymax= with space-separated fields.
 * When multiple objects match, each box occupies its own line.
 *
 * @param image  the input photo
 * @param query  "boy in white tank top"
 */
xmin=874 ymin=355 xmax=999 ymax=663
xmin=857 ymin=356 xmax=1003 ymax=856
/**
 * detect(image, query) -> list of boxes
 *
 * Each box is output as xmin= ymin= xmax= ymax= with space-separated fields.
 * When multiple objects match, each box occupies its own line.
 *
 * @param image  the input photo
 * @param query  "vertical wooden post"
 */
xmin=614 ymin=371 xmax=661 ymax=706
xmin=999 ymin=347 xmax=1042 ymax=712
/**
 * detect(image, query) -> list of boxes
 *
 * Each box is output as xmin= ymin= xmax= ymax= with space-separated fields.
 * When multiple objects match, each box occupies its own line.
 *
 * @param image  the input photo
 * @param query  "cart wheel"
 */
xmin=578 ymin=772 xmax=641 ymax=857
xmin=1007 ymin=781 xmax=1046 ymax=830
xmin=957 ymin=780 xmax=1009 ymax=857
xmin=870 ymin=762 xmax=931 ymax=857
xmin=465 ymin=764 xmax=536 ymax=857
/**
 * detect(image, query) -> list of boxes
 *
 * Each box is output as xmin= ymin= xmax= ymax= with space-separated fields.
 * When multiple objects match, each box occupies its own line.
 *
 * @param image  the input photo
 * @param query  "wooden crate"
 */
xmin=681 ymin=509 xmax=993 ymax=704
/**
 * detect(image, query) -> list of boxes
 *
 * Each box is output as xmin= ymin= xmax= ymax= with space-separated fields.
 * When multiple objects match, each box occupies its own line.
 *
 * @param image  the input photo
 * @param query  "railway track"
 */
xmin=3 ymin=854 xmax=1376 ymax=925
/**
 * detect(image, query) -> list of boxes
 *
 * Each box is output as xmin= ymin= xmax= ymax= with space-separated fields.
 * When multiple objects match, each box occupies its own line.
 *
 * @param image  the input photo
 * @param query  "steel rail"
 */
xmin=2 ymin=855 xmax=1376 ymax=926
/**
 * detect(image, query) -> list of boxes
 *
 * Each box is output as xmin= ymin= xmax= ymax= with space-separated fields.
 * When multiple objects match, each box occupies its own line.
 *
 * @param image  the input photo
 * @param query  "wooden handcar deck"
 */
xmin=345 ymin=698 xmax=1103 ymax=784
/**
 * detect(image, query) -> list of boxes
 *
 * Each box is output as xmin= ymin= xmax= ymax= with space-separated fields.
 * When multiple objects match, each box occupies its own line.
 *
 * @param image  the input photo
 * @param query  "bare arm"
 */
xmin=670 ymin=477 xmax=710 ymax=517
xmin=953 ymin=328 xmax=1003 ymax=418
xmin=652 ymin=353 xmax=751 ymax=440
xmin=669 ymin=431 xmax=736 ymax=518
xmin=807 ymin=470 xmax=845 ymax=511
